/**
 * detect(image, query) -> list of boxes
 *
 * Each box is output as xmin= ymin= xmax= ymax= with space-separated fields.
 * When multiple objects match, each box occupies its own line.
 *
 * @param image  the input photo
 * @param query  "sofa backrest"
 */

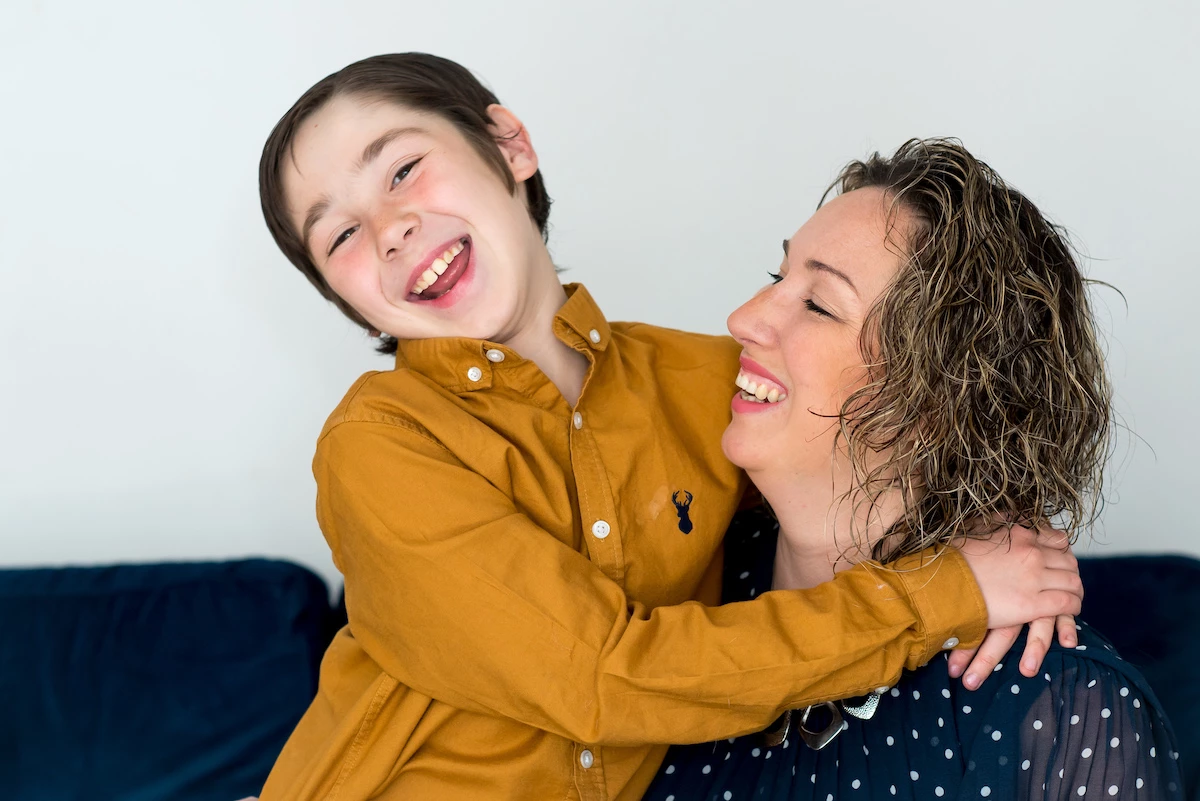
xmin=0 ymin=559 xmax=337 ymax=801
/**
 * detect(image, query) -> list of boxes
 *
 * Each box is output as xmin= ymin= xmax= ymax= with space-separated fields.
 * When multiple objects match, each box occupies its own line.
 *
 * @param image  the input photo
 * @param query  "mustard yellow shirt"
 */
xmin=261 ymin=284 xmax=987 ymax=801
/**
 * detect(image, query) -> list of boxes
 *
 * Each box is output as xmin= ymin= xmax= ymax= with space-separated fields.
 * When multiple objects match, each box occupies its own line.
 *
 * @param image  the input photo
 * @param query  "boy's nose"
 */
xmin=377 ymin=212 xmax=420 ymax=261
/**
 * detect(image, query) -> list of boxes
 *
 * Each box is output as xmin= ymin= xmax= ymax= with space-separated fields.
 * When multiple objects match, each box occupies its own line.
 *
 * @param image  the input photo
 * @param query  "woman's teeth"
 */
xmin=412 ymin=240 xmax=467 ymax=295
xmin=735 ymin=370 xmax=786 ymax=403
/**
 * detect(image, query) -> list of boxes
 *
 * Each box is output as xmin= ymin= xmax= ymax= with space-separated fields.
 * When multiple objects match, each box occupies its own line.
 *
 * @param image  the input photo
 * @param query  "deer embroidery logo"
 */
xmin=672 ymin=490 xmax=694 ymax=534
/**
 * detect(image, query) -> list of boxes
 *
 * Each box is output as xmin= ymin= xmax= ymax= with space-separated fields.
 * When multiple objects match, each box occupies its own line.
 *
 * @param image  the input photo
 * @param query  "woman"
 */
xmin=644 ymin=139 xmax=1183 ymax=800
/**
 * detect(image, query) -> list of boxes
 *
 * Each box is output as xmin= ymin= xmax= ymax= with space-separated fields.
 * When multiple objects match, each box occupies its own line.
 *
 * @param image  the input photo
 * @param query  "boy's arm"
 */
xmin=324 ymin=419 xmax=978 ymax=747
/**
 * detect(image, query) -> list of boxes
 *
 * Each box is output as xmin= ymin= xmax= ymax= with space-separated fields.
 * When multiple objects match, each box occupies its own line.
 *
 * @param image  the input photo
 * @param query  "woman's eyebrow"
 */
xmin=782 ymin=239 xmax=858 ymax=295
xmin=805 ymin=259 xmax=858 ymax=295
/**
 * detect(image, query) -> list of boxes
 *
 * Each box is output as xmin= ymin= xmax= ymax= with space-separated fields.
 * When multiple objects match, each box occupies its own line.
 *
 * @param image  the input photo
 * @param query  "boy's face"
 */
xmin=283 ymin=95 xmax=551 ymax=343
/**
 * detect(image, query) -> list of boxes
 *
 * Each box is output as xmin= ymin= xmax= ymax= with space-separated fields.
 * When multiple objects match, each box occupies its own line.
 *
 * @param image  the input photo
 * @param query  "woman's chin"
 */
xmin=721 ymin=427 xmax=767 ymax=474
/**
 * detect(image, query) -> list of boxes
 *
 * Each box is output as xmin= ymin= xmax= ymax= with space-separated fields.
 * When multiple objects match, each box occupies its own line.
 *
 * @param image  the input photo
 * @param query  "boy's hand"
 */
xmin=948 ymin=614 xmax=1079 ymax=690
xmin=954 ymin=522 xmax=1082 ymax=653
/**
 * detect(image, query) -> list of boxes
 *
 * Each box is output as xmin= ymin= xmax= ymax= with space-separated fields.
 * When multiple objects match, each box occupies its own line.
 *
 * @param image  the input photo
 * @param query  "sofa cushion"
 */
xmin=0 ymin=559 xmax=334 ymax=801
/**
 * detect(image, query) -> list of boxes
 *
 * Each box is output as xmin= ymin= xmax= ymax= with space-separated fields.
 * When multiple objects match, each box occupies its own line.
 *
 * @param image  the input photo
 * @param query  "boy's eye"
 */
xmin=328 ymin=225 xmax=358 ymax=257
xmin=392 ymin=158 xmax=422 ymax=189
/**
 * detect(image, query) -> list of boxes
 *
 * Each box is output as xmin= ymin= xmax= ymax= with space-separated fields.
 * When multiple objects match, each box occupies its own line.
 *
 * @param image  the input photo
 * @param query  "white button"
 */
xmin=579 ymin=749 xmax=594 ymax=769
xmin=467 ymin=366 xmax=483 ymax=382
xmin=876 ymin=686 xmax=890 ymax=694
xmin=485 ymin=348 xmax=505 ymax=363
xmin=573 ymin=412 xmax=583 ymax=429
xmin=942 ymin=637 xmax=960 ymax=649
xmin=588 ymin=329 xmax=601 ymax=344
xmin=591 ymin=520 xmax=610 ymax=539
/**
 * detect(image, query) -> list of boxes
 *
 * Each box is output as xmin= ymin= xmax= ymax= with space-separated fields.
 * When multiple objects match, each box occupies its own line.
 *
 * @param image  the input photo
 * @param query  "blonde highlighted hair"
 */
xmin=827 ymin=139 xmax=1112 ymax=560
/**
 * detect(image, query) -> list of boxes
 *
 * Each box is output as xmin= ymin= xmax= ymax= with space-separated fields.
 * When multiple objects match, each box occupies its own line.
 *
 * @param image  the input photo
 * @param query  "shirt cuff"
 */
xmin=890 ymin=546 xmax=988 ymax=666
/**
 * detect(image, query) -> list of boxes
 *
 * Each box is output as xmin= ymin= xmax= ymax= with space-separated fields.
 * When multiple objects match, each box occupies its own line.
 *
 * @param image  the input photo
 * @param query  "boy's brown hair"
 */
xmin=259 ymin=53 xmax=552 ymax=354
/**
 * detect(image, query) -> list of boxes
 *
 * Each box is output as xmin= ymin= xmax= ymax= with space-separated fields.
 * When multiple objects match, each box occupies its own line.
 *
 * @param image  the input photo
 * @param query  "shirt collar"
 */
xmin=393 ymin=283 xmax=612 ymax=392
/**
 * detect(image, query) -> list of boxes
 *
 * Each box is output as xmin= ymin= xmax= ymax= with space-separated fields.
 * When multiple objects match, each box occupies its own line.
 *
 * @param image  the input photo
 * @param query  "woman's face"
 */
xmin=722 ymin=187 xmax=916 ymax=479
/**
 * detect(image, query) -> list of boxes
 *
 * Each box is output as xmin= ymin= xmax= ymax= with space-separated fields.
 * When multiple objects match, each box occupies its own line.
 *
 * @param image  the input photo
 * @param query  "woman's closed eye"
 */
xmin=767 ymin=273 xmax=835 ymax=318
xmin=805 ymin=298 xmax=833 ymax=318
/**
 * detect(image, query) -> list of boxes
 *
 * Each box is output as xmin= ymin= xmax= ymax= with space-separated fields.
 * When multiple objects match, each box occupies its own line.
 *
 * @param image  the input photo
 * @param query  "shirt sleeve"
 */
xmin=317 ymin=419 xmax=988 ymax=747
xmin=1016 ymin=662 xmax=1185 ymax=801
xmin=959 ymin=647 xmax=1185 ymax=801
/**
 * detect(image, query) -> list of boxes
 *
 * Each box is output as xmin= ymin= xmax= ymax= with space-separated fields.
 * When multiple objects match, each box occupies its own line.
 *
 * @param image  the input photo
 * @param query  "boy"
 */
xmin=256 ymin=53 xmax=1082 ymax=800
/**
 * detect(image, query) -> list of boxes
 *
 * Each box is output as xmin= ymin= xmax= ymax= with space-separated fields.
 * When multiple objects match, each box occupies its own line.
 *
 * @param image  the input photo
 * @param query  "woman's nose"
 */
xmin=727 ymin=286 xmax=779 ymax=349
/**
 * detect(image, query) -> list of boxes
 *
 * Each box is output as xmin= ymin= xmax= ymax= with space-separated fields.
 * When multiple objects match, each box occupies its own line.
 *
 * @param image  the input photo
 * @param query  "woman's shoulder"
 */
xmin=960 ymin=620 xmax=1170 ymax=721
xmin=942 ymin=620 xmax=1186 ymax=799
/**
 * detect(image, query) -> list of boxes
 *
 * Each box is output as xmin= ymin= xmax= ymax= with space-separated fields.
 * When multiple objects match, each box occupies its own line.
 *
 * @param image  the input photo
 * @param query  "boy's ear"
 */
xmin=486 ymin=104 xmax=538 ymax=183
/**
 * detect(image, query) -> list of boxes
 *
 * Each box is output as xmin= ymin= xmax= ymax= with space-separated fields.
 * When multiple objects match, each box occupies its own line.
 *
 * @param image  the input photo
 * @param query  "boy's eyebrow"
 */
xmin=302 ymin=198 xmax=331 ymax=252
xmin=356 ymin=126 xmax=427 ymax=170
xmin=301 ymin=126 xmax=429 ymax=251
xmin=782 ymin=239 xmax=858 ymax=295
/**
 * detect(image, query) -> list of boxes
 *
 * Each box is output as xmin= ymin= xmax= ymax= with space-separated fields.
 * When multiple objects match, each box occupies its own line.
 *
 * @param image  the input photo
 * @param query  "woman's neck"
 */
xmin=750 ymin=467 xmax=905 ymax=591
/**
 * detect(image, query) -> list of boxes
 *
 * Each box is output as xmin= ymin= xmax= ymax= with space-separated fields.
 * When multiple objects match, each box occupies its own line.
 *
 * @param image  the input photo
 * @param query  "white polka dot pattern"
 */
xmin=639 ymin=511 xmax=1185 ymax=801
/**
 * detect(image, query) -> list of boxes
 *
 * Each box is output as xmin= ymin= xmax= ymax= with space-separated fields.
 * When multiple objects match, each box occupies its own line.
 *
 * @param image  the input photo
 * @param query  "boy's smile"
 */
xmin=281 ymin=95 xmax=561 ymax=344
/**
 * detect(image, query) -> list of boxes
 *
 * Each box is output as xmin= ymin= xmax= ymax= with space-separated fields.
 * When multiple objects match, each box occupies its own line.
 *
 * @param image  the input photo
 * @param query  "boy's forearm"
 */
xmin=322 ymin=423 xmax=987 ymax=747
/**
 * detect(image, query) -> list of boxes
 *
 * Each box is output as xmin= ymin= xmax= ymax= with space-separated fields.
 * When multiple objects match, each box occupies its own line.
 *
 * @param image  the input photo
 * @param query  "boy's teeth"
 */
xmin=412 ymin=241 xmax=467 ymax=295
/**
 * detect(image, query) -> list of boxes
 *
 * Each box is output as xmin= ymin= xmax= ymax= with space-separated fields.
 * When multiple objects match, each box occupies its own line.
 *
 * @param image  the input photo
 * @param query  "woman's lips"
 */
xmin=738 ymin=355 xmax=787 ymax=390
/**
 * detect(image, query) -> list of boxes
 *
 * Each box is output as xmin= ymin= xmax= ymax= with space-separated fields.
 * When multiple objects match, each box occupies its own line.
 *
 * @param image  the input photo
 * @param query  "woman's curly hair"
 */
xmin=826 ymin=138 xmax=1113 ymax=561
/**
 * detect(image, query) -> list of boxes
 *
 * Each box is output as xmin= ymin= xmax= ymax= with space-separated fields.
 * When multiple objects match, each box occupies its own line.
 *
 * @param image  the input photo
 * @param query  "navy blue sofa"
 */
xmin=0 ymin=556 xmax=1194 ymax=800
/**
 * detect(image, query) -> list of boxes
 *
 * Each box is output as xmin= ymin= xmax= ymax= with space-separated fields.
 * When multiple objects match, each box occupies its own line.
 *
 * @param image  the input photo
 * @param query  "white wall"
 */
xmin=2 ymin=0 xmax=1196 ymax=590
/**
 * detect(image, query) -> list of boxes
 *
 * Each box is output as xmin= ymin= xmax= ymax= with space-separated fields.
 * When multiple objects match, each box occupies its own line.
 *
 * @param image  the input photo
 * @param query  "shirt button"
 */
xmin=588 ymin=329 xmax=601 ymax=344
xmin=942 ymin=637 xmax=960 ymax=649
xmin=875 ymin=686 xmax=890 ymax=694
xmin=467 ymin=366 xmax=483 ymax=382
xmin=591 ymin=520 xmax=610 ymax=539
xmin=579 ymin=749 xmax=594 ymax=769
xmin=573 ymin=412 xmax=583 ymax=429
xmin=485 ymin=348 xmax=505 ymax=363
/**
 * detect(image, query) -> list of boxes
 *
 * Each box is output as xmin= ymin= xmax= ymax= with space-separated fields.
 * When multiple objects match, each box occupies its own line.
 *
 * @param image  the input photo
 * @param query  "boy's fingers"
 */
xmin=1056 ymin=614 xmax=1079 ymax=648
xmin=1035 ymin=525 xmax=1072 ymax=551
xmin=1041 ymin=546 xmax=1078 ymax=570
xmin=947 ymin=647 xmax=974 ymax=679
xmin=1037 ymin=567 xmax=1084 ymax=600
xmin=1035 ymin=588 xmax=1083 ymax=618
xmin=962 ymin=625 xmax=1021 ymax=690
xmin=1019 ymin=617 xmax=1055 ymax=676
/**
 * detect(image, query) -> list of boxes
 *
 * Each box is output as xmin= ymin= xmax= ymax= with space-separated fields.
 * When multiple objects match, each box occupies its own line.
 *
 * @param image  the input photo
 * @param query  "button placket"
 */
xmin=569 ymin=408 xmax=626 ymax=586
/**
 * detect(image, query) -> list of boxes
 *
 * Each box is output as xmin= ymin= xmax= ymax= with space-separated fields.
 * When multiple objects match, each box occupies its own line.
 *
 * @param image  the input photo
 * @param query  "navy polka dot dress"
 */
xmin=644 ymin=509 xmax=1185 ymax=801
